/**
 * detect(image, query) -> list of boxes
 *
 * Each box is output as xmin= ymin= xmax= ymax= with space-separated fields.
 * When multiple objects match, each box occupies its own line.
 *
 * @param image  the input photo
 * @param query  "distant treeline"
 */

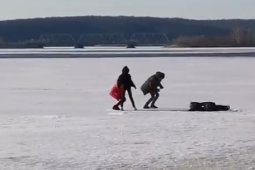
xmin=174 ymin=27 xmax=255 ymax=47
xmin=1 ymin=16 xmax=255 ymax=48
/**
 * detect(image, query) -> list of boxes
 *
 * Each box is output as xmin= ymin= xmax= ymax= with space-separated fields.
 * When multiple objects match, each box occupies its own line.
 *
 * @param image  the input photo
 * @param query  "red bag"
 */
xmin=110 ymin=84 xmax=123 ymax=101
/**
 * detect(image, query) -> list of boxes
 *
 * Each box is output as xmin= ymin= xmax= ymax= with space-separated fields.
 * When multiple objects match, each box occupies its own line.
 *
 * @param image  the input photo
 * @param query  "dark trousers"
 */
xmin=115 ymin=88 xmax=136 ymax=109
xmin=144 ymin=91 xmax=159 ymax=107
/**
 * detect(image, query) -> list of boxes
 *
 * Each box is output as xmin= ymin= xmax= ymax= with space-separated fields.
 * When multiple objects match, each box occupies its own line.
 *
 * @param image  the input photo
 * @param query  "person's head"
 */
xmin=155 ymin=71 xmax=165 ymax=80
xmin=122 ymin=66 xmax=129 ymax=74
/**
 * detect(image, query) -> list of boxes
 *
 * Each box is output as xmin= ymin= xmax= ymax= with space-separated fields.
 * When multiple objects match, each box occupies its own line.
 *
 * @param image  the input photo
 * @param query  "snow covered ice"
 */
xmin=0 ymin=49 xmax=255 ymax=169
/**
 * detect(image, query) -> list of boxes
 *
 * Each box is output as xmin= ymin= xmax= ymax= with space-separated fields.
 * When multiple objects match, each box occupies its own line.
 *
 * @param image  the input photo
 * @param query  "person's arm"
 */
xmin=131 ymin=80 xmax=136 ymax=89
xmin=129 ymin=75 xmax=136 ymax=89
xmin=158 ymin=82 xmax=164 ymax=89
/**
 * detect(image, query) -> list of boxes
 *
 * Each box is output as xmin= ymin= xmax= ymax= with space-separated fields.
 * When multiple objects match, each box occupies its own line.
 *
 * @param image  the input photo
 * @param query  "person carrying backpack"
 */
xmin=141 ymin=71 xmax=165 ymax=109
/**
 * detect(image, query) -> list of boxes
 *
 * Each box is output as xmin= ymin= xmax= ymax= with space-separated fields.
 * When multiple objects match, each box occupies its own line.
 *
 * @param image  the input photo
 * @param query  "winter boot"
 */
xmin=150 ymin=105 xmax=158 ymax=108
xmin=112 ymin=105 xmax=120 ymax=110
xmin=143 ymin=105 xmax=150 ymax=109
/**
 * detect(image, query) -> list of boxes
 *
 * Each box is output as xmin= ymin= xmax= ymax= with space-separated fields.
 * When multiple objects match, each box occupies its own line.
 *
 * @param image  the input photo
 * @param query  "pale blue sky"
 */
xmin=1 ymin=0 xmax=254 ymax=21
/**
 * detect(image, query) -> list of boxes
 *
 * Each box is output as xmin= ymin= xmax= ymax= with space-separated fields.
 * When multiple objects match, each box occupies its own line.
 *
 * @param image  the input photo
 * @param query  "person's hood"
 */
xmin=122 ymin=66 xmax=129 ymax=74
xmin=156 ymin=71 xmax=165 ymax=80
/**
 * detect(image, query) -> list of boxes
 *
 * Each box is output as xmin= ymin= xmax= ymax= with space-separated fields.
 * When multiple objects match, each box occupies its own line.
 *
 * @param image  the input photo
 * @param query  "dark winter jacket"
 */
xmin=117 ymin=73 xmax=136 ymax=90
xmin=141 ymin=72 xmax=165 ymax=95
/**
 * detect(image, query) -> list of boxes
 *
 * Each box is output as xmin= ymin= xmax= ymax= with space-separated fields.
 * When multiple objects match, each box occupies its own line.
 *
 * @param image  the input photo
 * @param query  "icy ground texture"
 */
xmin=0 ymin=57 xmax=255 ymax=170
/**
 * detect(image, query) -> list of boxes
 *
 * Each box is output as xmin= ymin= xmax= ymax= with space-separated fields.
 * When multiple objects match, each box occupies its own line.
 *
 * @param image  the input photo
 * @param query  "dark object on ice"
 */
xmin=74 ymin=43 xmax=84 ymax=48
xmin=189 ymin=102 xmax=230 ymax=111
xmin=126 ymin=41 xmax=136 ymax=48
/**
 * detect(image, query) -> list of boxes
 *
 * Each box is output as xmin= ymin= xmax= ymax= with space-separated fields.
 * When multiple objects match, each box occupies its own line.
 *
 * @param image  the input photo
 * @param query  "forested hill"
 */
xmin=0 ymin=16 xmax=255 ymax=46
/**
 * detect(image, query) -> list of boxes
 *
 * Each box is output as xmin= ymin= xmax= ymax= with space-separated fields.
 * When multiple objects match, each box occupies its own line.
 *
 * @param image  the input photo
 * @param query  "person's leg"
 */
xmin=120 ymin=97 xmax=126 ymax=111
xmin=144 ymin=92 xmax=154 ymax=109
xmin=113 ymin=90 xmax=126 ymax=110
xmin=127 ymin=88 xmax=137 ymax=110
xmin=151 ymin=92 xmax=159 ymax=108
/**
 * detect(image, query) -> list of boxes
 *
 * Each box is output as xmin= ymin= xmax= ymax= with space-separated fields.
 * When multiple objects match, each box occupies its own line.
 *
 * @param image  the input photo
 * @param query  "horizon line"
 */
xmin=1 ymin=15 xmax=255 ymax=22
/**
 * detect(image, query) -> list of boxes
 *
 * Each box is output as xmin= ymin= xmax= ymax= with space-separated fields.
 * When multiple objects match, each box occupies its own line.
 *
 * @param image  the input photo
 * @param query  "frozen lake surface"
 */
xmin=0 ymin=50 xmax=255 ymax=169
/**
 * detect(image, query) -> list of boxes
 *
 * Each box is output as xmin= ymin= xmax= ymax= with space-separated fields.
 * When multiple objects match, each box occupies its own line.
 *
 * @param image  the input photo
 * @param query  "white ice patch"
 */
xmin=107 ymin=111 xmax=127 ymax=116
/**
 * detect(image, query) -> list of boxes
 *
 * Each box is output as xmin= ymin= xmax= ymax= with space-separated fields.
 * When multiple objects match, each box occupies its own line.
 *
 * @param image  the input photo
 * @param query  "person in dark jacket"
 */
xmin=141 ymin=71 xmax=165 ymax=109
xmin=113 ymin=66 xmax=137 ymax=111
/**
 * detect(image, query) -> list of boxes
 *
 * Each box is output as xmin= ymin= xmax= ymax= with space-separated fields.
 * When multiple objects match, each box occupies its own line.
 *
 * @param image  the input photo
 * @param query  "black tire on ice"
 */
xmin=189 ymin=102 xmax=203 ymax=111
xmin=202 ymin=102 xmax=216 ymax=111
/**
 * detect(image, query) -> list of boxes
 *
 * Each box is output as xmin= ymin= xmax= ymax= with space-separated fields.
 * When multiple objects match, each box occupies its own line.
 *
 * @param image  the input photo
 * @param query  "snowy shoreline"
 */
xmin=1 ymin=52 xmax=255 ymax=58
xmin=1 ymin=47 xmax=255 ymax=58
